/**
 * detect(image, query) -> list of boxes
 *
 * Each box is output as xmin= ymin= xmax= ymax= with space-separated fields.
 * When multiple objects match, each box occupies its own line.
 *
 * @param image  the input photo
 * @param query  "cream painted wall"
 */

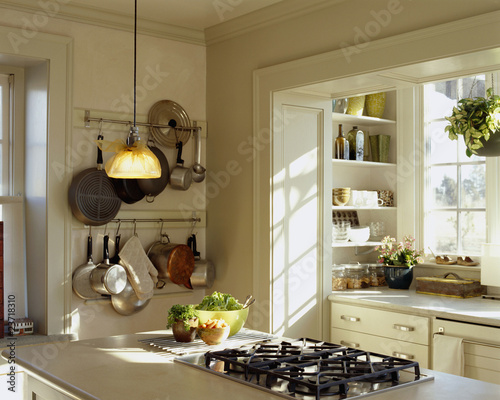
xmin=205 ymin=0 xmax=500 ymax=328
xmin=0 ymin=7 xmax=207 ymax=339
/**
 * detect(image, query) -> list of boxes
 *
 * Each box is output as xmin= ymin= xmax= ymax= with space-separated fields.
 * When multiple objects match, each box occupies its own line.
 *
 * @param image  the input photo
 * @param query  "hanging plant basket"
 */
xmin=445 ymin=88 xmax=500 ymax=157
xmin=474 ymin=129 xmax=500 ymax=157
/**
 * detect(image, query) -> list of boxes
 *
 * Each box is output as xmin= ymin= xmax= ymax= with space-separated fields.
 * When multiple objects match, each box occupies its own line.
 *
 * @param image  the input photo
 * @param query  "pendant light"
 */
xmin=105 ymin=0 xmax=161 ymax=179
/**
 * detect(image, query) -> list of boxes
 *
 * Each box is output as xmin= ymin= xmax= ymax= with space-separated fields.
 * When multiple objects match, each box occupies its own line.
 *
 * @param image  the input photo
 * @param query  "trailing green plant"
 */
xmin=166 ymin=304 xmax=198 ymax=331
xmin=445 ymin=87 xmax=500 ymax=157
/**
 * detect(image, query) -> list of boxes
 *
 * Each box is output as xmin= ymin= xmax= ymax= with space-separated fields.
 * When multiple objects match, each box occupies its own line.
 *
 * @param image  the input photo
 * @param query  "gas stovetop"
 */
xmin=175 ymin=338 xmax=433 ymax=400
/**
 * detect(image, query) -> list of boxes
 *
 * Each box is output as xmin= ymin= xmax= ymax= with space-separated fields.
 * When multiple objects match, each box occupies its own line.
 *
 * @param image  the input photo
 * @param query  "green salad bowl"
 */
xmin=195 ymin=308 xmax=249 ymax=337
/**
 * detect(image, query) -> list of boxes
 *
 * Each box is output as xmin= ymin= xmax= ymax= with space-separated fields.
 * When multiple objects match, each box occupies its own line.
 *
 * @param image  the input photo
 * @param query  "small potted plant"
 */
xmin=445 ymin=87 xmax=500 ymax=157
xmin=376 ymin=235 xmax=423 ymax=289
xmin=166 ymin=304 xmax=199 ymax=342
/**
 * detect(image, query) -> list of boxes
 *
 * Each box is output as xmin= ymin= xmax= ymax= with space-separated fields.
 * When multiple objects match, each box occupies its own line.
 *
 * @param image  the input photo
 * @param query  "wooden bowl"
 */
xmin=197 ymin=325 xmax=230 ymax=345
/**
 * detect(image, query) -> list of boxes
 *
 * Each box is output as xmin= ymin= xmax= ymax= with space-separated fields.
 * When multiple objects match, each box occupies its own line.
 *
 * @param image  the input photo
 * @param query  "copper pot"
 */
xmin=147 ymin=234 xmax=194 ymax=288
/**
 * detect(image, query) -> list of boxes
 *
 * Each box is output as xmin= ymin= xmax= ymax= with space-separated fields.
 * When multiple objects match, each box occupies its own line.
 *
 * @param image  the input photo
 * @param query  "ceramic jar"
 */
xmin=346 ymin=95 xmax=366 ymax=116
xmin=365 ymin=92 xmax=386 ymax=118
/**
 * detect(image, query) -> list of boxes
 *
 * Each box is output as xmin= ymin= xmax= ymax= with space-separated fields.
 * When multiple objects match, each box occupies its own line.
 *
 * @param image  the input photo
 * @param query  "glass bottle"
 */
xmin=335 ymin=124 xmax=349 ymax=160
xmin=347 ymin=126 xmax=365 ymax=161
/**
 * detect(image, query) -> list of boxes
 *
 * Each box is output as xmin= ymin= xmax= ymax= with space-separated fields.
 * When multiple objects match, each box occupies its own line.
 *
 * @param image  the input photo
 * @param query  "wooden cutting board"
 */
xmin=416 ymin=272 xmax=486 ymax=298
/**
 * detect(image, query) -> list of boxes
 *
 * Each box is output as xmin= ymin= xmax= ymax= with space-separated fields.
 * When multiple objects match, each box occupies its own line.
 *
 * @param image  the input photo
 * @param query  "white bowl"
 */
xmin=348 ymin=226 xmax=370 ymax=242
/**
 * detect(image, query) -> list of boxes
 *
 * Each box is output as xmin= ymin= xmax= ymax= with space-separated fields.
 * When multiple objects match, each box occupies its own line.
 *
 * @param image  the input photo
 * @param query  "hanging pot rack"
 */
xmin=84 ymin=109 xmax=200 ymax=133
xmin=110 ymin=216 xmax=201 ymax=224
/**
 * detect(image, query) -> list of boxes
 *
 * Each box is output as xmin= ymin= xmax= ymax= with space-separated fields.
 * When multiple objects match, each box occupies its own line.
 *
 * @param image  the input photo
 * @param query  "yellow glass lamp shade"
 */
xmin=105 ymin=143 xmax=161 ymax=179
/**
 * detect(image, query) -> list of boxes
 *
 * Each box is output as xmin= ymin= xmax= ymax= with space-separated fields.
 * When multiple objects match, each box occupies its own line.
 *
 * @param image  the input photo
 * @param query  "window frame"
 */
xmin=421 ymin=73 xmax=498 ymax=257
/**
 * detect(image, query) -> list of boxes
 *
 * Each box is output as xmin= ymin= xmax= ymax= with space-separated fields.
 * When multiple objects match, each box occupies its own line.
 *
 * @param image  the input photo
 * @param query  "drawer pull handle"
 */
xmin=340 ymin=315 xmax=360 ymax=322
xmin=392 ymin=351 xmax=414 ymax=360
xmin=393 ymin=324 xmax=414 ymax=332
xmin=340 ymin=340 xmax=359 ymax=348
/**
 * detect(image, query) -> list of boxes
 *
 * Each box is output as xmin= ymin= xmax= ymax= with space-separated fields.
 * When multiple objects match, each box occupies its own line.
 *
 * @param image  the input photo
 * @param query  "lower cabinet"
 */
xmin=330 ymin=302 xmax=430 ymax=368
xmin=27 ymin=375 xmax=75 ymax=400
xmin=433 ymin=318 xmax=500 ymax=385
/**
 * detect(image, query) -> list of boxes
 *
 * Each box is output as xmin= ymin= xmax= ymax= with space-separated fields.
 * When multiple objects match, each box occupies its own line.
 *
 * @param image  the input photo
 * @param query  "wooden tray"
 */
xmin=416 ymin=272 xmax=486 ymax=298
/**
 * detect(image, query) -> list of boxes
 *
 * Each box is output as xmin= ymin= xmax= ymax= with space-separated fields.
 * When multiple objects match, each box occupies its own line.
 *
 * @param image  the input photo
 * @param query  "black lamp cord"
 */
xmin=133 ymin=0 xmax=137 ymax=128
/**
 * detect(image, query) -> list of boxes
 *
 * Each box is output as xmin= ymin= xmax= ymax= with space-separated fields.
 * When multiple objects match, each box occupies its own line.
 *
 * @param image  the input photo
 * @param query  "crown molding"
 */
xmin=205 ymin=0 xmax=346 ymax=46
xmin=0 ymin=0 xmax=206 ymax=45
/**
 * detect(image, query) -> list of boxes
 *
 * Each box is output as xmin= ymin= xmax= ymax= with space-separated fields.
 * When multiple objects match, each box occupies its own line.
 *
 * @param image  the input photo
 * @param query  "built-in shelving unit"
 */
xmin=331 ymin=91 xmax=398 ymax=262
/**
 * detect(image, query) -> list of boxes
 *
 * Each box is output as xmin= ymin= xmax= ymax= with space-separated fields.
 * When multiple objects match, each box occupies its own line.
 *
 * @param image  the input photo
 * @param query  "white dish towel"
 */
xmin=432 ymin=334 xmax=464 ymax=376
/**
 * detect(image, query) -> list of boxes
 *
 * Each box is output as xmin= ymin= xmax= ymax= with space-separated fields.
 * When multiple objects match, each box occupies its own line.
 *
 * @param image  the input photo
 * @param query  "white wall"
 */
xmin=0 ymin=7 xmax=207 ymax=339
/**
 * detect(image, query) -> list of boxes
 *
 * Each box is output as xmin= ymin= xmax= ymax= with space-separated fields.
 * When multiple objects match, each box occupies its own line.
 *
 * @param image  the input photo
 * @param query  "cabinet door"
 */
xmin=433 ymin=319 xmax=500 ymax=384
xmin=331 ymin=303 xmax=430 ymax=345
xmin=330 ymin=327 xmax=429 ymax=368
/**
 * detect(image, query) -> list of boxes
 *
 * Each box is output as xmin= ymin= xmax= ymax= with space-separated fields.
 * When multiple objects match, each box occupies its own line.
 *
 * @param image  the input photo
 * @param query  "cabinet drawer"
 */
xmin=330 ymin=328 xmax=429 ymax=368
xmin=331 ymin=303 xmax=430 ymax=345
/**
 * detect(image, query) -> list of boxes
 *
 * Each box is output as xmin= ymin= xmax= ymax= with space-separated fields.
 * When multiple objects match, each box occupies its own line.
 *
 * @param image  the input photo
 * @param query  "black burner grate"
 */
xmin=204 ymin=338 xmax=422 ymax=400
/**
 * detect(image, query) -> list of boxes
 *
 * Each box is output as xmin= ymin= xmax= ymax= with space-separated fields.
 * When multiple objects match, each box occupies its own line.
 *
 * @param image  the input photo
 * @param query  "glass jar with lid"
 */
xmin=368 ymin=264 xmax=387 ymax=287
xmin=332 ymin=265 xmax=347 ymax=291
xmin=343 ymin=264 xmax=370 ymax=289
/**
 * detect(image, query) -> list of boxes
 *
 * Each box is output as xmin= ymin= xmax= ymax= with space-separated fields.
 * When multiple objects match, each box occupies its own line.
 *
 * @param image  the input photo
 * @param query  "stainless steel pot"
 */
xmin=170 ymin=141 xmax=192 ymax=190
xmin=187 ymin=234 xmax=215 ymax=288
xmin=90 ymin=235 xmax=127 ymax=295
xmin=111 ymin=279 xmax=150 ymax=315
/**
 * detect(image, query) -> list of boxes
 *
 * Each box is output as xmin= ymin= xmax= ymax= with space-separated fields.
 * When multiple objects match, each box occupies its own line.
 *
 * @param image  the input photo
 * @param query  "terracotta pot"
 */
xmin=172 ymin=318 xmax=198 ymax=342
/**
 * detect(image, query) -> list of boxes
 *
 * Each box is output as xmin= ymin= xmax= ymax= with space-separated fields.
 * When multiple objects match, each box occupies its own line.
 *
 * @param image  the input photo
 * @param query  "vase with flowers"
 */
xmin=376 ymin=235 xmax=424 ymax=289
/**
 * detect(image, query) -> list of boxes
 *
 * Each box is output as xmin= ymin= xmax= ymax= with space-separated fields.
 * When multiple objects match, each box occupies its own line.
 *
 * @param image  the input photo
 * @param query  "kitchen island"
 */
xmin=2 ymin=329 xmax=500 ymax=400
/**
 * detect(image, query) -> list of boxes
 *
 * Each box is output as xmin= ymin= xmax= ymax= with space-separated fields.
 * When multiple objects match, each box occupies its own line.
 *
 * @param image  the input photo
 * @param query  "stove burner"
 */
xmin=203 ymin=338 xmax=424 ymax=400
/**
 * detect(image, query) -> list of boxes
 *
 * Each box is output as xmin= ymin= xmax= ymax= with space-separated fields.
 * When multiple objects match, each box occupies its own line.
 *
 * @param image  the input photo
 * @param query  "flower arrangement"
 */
xmin=445 ymin=88 xmax=500 ymax=157
xmin=376 ymin=235 xmax=424 ymax=268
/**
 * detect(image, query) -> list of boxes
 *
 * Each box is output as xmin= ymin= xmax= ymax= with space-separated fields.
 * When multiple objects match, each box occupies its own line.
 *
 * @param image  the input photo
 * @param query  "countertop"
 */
xmin=3 ymin=329 xmax=500 ymax=399
xmin=328 ymin=288 xmax=500 ymax=328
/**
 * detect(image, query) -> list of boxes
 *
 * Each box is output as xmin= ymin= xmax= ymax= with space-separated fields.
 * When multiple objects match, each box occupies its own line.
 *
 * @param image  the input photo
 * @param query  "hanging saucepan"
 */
xmin=137 ymin=144 xmax=170 ymax=202
xmin=72 ymin=230 xmax=101 ymax=300
xmin=68 ymin=135 xmax=122 ymax=226
xmin=90 ymin=234 xmax=128 ymax=295
xmin=147 ymin=234 xmax=194 ymax=288
xmin=187 ymin=234 xmax=215 ymax=289
xmin=170 ymin=141 xmax=192 ymax=191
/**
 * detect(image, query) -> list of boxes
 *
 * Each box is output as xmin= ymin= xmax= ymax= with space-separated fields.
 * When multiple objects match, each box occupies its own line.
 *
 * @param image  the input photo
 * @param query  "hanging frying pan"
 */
xmin=137 ymin=145 xmax=170 ymax=202
xmin=111 ymin=177 xmax=145 ymax=204
xmin=68 ymin=135 xmax=121 ymax=226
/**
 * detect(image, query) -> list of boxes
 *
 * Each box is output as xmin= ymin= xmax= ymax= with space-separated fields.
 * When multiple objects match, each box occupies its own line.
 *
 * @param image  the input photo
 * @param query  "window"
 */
xmin=0 ymin=73 xmax=10 ymax=195
xmin=423 ymin=75 xmax=487 ymax=256
xmin=0 ymin=69 xmax=27 ymax=326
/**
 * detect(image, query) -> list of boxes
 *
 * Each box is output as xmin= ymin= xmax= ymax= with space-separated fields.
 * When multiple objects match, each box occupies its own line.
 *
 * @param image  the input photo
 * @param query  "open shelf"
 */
xmin=331 ymin=112 xmax=396 ymax=126
xmin=332 ymin=241 xmax=382 ymax=248
xmin=332 ymin=159 xmax=396 ymax=168
xmin=332 ymin=206 xmax=396 ymax=211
